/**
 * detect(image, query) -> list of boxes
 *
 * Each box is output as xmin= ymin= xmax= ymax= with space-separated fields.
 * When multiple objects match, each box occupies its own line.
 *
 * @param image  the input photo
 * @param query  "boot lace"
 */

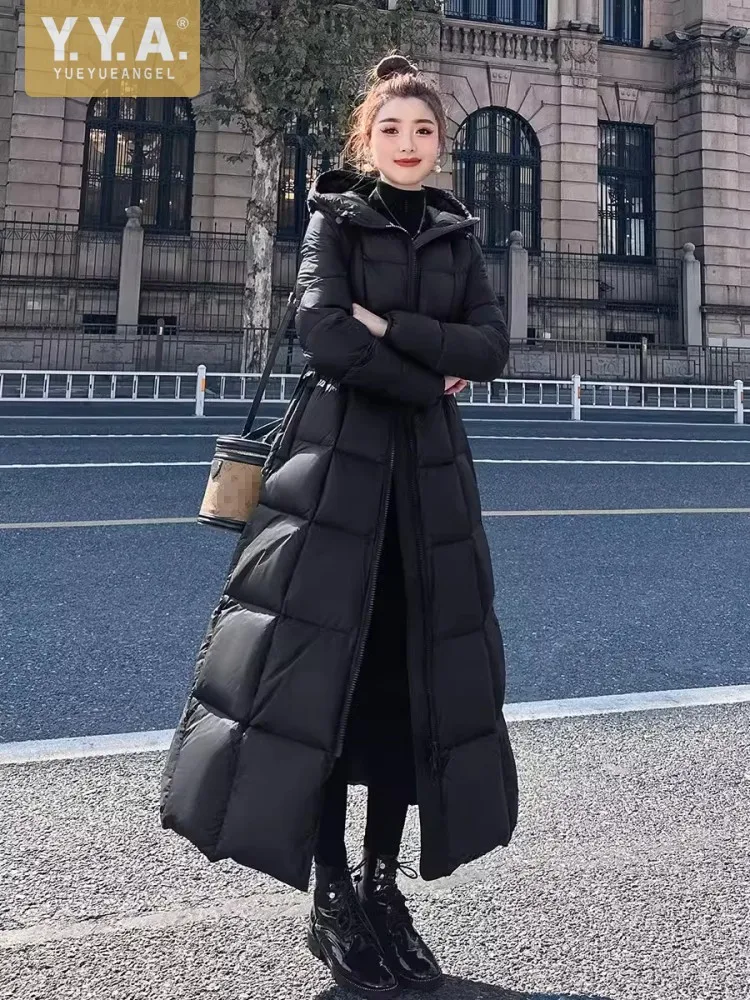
xmin=351 ymin=856 xmax=418 ymax=929
xmin=327 ymin=873 xmax=373 ymax=937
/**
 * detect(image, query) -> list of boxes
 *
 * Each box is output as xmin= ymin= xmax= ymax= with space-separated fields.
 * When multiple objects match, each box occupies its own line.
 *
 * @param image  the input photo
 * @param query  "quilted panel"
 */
xmin=194 ymin=602 xmax=277 ymax=722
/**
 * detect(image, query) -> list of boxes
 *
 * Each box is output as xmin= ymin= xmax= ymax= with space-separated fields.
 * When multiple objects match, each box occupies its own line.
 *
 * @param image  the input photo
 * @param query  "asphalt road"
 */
xmin=1 ymin=410 xmax=749 ymax=742
xmin=0 ymin=405 xmax=748 ymax=1000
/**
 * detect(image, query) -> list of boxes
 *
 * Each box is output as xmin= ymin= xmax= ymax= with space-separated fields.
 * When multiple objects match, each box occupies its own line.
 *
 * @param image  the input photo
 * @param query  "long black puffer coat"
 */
xmin=159 ymin=169 xmax=519 ymax=892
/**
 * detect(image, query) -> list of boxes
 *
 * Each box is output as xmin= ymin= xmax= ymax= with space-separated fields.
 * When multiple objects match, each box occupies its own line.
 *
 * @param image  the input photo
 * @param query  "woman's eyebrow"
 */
xmin=378 ymin=117 xmax=436 ymax=125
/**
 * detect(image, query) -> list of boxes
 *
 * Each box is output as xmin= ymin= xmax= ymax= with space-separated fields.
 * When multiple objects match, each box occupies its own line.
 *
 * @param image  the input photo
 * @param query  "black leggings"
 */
xmin=314 ymin=759 xmax=410 ymax=868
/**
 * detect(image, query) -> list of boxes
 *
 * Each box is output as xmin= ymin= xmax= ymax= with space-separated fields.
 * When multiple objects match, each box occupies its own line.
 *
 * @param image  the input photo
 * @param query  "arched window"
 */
xmin=453 ymin=107 xmax=540 ymax=252
xmin=80 ymin=97 xmax=195 ymax=231
xmin=277 ymin=116 xmax=339 ymax=240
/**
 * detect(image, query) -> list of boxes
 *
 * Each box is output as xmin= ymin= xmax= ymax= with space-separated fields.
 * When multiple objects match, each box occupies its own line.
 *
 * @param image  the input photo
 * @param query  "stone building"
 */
xmin=0 ymin=0 xmax=749 ymax=375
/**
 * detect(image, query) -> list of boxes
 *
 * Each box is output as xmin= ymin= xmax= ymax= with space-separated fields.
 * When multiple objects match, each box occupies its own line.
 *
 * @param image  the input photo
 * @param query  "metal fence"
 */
xmin=0 ymin=227 xmax=723 ymax=385
xmin=0 ymin=215 xmax=120 ymax=329
xmin=509 ymin=340 xmax=750 ymax=385
xmin=139 ymin=225 xmax=247 ymax=332
xmin=528 ymin=249 xmax=680 ymax=345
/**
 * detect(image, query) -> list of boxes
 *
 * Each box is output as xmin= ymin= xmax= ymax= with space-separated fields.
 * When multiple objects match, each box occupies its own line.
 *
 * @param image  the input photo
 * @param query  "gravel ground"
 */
xmin=1 ymin=702 xmax=748 ymax=1000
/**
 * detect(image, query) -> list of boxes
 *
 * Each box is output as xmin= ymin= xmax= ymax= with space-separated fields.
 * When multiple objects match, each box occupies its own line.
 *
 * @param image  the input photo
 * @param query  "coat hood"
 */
xmin=307 ymin=168 xmax=478 ymax=234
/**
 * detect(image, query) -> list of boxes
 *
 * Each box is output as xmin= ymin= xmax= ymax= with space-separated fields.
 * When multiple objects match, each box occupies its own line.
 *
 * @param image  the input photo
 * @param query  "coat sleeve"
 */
xmin=294 ymin=211 xmax=446 ymax=408
xmin=383 ymin=234 xmax=510 ymax=383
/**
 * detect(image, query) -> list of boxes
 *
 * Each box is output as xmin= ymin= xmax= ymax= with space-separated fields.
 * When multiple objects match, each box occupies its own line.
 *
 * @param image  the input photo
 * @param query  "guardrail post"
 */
xmin=195 ymin=364 xmax=206 ymax=417
xmin=571 ymin=374 xmax=582 ymax=421
xmin=735 ymin=380 xmax=744 ymax=425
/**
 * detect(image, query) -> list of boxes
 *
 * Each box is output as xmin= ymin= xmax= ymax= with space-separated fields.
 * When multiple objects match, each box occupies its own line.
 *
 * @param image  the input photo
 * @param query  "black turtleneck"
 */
xmin=374 ymin=179 xmax=427 ymax=239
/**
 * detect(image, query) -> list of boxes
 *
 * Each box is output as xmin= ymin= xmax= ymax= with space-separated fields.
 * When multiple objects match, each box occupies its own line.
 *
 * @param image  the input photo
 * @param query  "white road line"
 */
xmin=505 ymin=684 xmax=750 ymax=721
xmin=0 ymin=461 xmax=209 ymax=468
xmin=0 ymin=433 xmax=218 ymax=438
xmin=473 ymin=459 xmax=750 ymax=466
xmin=3 ymin=507 xmax=750 ymax=531
xmin=2 ymin=684 xmax=748 ymax=765
xmin=1 ymin=415 xmax=747 ymax=430
xmin=0 ymin=517 xmax=197 ymax=529
xmin=481 ymin=507 xmax=750 ymax=517
xmin=5 ymin=458 xmax=750 ymax=469
xmin=468 ymin=435 xmax=750 ymax=445
xmin=1 ymin=433 xmax=748 ymax=445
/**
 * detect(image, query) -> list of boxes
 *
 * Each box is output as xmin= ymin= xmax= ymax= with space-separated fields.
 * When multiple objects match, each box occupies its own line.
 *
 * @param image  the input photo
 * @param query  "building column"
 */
xmin=672 ymin=30 xmax=748 ymax=345
xmin=117 ymin=206 xmax=144 ymax=333
xmin=0 ymin=2 xmax=18 ymax=215
xmin=505 ymin=231 xmax=529 ymax=342
xmin=556 ymin=29 xmax=601 ymax=252
xmin=680 ymin=241 xmax=703 ymax=347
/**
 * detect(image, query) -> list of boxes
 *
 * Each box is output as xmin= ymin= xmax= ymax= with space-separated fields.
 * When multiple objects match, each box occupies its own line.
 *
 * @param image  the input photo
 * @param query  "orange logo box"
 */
xmin=25 ymin=0 xmax=200 ymax=97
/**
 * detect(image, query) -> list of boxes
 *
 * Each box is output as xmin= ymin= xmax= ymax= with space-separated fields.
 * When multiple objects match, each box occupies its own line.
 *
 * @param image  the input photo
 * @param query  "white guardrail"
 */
xmin=0 ymin=368 xmax=745 ymax=424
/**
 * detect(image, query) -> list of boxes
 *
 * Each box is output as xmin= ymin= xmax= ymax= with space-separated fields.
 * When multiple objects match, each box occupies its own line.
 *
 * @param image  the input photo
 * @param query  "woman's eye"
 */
xmin=379 ymin=126 xmax=434 ymax=136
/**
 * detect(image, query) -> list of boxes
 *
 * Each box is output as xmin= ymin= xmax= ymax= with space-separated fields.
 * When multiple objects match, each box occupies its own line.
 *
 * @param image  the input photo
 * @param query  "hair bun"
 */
xmin=375 ymin=55 xmax=419 ymax=81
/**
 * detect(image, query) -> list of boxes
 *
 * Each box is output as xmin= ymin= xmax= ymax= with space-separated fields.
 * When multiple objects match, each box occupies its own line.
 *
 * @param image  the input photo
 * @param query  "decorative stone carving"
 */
xmin=559 ymin=36 xmax=597 ymax=76
xmin=515 ymin=353 xmax=552 ymax=376
xmin=490 ymin=67 xmax=510 ymax=84
xmin=661 ymin=359 xmax=691 ymax=379
xmin=676 ymin=39 xmax=738 ymax=84
xmin=589 ymin=356 xmax=622 ymax=378
xmin=615 ymin=84 xmax=638 ymax=123
xmin=124 ymin=205 xmax=143 ymax=230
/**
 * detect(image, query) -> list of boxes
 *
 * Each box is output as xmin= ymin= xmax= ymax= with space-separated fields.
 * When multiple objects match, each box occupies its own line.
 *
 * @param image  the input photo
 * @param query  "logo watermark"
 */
xmin=25 ymin=0 xmax=200 ymax=97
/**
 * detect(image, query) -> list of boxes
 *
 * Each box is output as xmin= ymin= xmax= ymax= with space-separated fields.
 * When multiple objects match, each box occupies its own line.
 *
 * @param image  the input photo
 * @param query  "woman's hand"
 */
xmin=353 ymin=303 xmax=388 ymax=338
xmin=353 ymin=304 xmax=467 ymax=395
xmin=444 ymin=376 xmax=469 ymax=395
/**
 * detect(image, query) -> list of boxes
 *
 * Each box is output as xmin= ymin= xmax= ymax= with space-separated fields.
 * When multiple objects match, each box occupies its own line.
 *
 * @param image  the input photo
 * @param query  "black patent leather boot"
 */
xmin=353 ymin=852 xmax=444 ymax=992
xmin=307 ymin=861 xmax=401 ymax=998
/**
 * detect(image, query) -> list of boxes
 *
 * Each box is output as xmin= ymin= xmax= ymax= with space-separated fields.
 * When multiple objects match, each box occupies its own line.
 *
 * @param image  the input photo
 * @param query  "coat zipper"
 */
xmin=407 ymin=423 xmax=443 ymax=784
xmin=334 ymin=429 xmax=396 ymax=757
xmin=342 ymin=217 xmax=446 ymax=788
xmin=403 ymin=228 xmax=444 ymax=788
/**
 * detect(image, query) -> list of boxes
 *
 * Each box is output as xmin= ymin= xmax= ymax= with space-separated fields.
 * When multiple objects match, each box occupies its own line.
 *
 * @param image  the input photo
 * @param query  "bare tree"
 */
xmin=196 ymin=0 xmax=441 ymax=370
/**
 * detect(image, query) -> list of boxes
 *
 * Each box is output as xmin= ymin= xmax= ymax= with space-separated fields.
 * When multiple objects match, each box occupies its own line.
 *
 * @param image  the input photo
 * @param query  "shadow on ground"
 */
xmin=312 ymin=977 xmax=613 ymax=999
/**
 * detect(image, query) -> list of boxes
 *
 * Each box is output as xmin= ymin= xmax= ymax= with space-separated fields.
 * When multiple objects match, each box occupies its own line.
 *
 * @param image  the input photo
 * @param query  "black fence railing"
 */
xmin=5 ymin=325 xmax=750 ymax=388
xmin=139 ymin=224 xmax=247 ymax=332
xmin=528 ymin=249 xmax=680 ymax=345
xmin=0 ymin=215 xmax=120 ymax=329
xmin=509 ymin=341 xmax=750 ymax=385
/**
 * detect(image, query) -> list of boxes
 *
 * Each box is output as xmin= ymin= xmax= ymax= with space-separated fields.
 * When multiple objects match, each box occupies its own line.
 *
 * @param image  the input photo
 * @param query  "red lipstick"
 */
xmin=394 ymin=158 xmax=421 ymax=166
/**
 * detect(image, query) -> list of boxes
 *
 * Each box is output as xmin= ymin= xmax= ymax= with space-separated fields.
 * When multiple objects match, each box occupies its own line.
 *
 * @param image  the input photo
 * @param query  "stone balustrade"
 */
xmin=440 ymin=20 xmax=557 ymax=65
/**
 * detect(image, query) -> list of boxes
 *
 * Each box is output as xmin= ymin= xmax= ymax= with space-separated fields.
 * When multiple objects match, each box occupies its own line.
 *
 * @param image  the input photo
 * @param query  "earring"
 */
xmin=434 ymin=163 xmax=442 ymax=173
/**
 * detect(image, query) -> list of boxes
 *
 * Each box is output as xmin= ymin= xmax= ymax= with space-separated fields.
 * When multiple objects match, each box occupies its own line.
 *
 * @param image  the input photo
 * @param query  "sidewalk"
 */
xmin=0 ymin=702 xmax=747 ymax=1000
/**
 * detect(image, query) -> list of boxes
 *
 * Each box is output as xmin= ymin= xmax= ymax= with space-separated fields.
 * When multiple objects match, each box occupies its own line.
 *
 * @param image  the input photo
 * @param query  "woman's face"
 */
xmin=367 ymin=96 xmax=441 ymax=190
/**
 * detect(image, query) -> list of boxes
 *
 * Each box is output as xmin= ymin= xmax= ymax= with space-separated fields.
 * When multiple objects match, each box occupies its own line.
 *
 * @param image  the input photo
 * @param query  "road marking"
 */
xmin=0 ymin=433 xmax=219 ymax=438
xmin=505 ymin=685 xmax=750 ymax=721
xmin=473 ymin=459 xmax=750 ymax=466
xmin=0 ymin=517 xmax=198 ymax=529
xmin=5 ymin=458 xmax=750 ymax=469
xmin=0 ymin=461 xmax=209 ymax=468
xmin=1 ymin=433 xmax=748 ymax=445
xmin=481 ymin=507 xmax=750 ymax=517
xmin=2 ymin=684 xmax=748 ymax=765
xmin=0 ymin=415 xmax=746 ymax=430
xmin=468 ymin=435 xmax=750 ymax=445
xmin=2 ymin=507 xmax=750 ymax=531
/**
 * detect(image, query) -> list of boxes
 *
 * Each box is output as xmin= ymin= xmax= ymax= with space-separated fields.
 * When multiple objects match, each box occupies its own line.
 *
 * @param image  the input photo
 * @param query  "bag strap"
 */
xmin=241 ymin=291 xmax=298 ymax=438
xmin=239 ymin=217 xmax=354 ymax=438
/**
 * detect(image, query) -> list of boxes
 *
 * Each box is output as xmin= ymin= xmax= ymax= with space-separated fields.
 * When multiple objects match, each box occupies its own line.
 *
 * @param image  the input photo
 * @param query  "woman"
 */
xmin=160 ymin=55 xmax=519 ymax=999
